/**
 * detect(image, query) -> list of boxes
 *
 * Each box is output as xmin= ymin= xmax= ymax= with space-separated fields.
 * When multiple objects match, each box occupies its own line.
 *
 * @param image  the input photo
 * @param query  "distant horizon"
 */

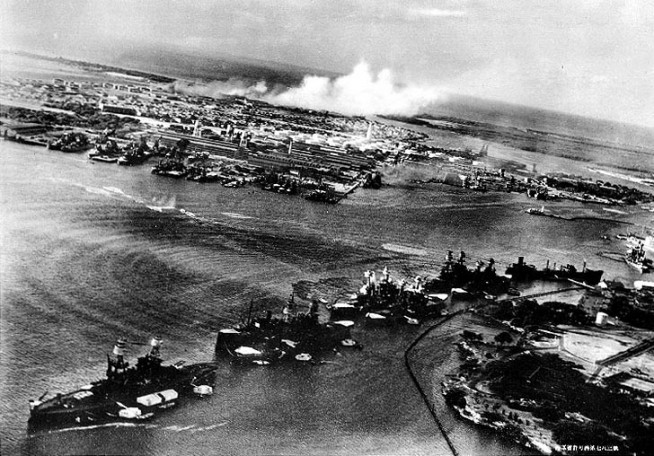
xmin=2 ymin=1 xmax=652 ymax=129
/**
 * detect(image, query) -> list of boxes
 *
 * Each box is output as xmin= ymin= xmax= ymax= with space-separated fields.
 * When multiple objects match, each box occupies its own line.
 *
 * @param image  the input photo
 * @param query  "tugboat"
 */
xmin=28 ymin=337 xmax=216 ymax=429
xmin=525 ymin=205 xmax=547 ymax=216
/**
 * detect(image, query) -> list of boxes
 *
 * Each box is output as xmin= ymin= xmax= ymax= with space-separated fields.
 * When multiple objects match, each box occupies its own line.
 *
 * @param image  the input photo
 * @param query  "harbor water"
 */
xmin=0 ymin=141 xmax=648 ymax=455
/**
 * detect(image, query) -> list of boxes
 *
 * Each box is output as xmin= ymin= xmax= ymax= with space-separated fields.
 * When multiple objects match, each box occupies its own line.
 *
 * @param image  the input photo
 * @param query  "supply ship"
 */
xmin=506 ymin=257 xmax=603 ymax=285
xmin=28 ymin=338 xmax=216 ymax=428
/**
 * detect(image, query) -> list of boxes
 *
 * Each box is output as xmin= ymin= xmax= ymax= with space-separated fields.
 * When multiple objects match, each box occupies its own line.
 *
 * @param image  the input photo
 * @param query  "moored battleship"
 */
xmin=216 ymin=297 xmax=358 ymax=364
xmin=625 ymin=243 xmax=652 ymax=273
xmin=424 ymin=251 xmax=510 ymax=295
xmin=345 ymin=267 xmax=445 ymax=323
xmin=28 ymin=338 xmax=216 ymax=429
xmin=332 ymin=253 xmax=510 ymax=324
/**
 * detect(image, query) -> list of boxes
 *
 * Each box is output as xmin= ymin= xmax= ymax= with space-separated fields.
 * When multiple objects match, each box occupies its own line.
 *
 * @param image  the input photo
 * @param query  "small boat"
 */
xmin=506 ymin=287 xmax=521 ymax=296
xmin=294 ymin=353 xmax=312 ymax=362
xmin=403 ymin=316 xmax=420 ymax=325
xmin=90 ymin=155 xmax=118 ymax=163
xmin=192 ymin=385 xmax=213 ymax=397
xmin=328 ymin=302 xmax=360 ymax=319
xmin=525 ymin=206 xmax=546 ymax=216
xmin=332 ymin=320 xmax=355 ymax=328
xmin=234 ymin=346 xmax=263 ymax=357
xmin=427 ymin=293 xmax=449 ymax=301
xmin=364 ymin=312 xmax=394 ymax=326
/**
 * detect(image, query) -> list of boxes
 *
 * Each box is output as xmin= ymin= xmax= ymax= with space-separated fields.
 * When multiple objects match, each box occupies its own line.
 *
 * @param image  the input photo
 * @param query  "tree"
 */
xmin=176 ymin=138 xmax=190 ymax=154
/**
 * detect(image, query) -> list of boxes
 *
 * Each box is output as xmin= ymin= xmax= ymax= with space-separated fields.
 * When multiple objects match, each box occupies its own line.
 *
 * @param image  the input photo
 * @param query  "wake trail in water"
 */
xmin=221 ymin=212 xmax=254 ymax=220
xmin=163 ymin=422 xmax=228 ymax=433
xmin=30 ymin=421 xmax=140 ymax=436
xmin=382 ymin=244 xmax=428 ymax=256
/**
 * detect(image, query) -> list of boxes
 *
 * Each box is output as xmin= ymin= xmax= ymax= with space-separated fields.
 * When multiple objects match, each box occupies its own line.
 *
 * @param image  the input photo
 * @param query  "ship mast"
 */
xmin=148 ymin=337 xmax=163 ymax=359
xmin=107 ymin=338 xmax=129 ymax=379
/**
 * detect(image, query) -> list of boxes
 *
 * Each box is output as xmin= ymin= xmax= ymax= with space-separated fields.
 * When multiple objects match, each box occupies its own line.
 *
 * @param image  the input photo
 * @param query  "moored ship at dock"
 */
xmin=151 ymin=158 xmax=188 ymax=178
xmin=506 ymin=257 xmax=603 ymax=285
xmin=216 ymin=297 xmax=358 ymax=365
xmin=47 ymin=132 xmax=91 ymax=153
xmin=625 ymin=243 xmax=652 ymax=273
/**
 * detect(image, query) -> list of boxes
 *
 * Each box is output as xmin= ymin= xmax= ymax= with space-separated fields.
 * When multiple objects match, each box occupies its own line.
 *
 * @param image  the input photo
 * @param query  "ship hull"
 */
xmin=625 ymin=258 xmax=650 ymax=273
xmin=28 ymin=363 xmax=216 ymax=429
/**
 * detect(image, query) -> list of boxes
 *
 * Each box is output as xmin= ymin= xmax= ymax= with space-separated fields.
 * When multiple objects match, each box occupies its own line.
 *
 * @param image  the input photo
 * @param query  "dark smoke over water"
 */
xmin=173 ymin=62 xmax=444 ymax=116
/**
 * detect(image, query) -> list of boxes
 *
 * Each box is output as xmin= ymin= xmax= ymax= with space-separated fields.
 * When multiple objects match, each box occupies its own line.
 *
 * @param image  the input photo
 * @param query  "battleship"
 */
xmin=216 ymin=297 xmax=358 ymax=365
xmin=424 ymin=251 xmax=510 ymax=295
xmin=337 ymin=267 xmax=445 ymax=324
xmin=625 ymin=243 xmax=652 ymax=273
xmin=328 ymin=253 xmax=508 ymax=325
xmin=28 ymin=338 xmax=216 ymax=429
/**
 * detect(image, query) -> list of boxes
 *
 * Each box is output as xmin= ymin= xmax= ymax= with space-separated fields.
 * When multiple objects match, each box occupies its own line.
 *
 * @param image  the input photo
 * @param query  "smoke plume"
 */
xmin=265 ymin=62 xmax=442 ymax=116
xmin=173 ymin=78 xmax=269 ymax=98
xmin=172 ymin=62 xmax=442 ymax=116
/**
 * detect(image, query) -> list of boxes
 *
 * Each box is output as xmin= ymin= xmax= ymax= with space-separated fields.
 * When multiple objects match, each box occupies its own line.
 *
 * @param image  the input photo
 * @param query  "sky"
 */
xmin=1 ymin=0 xmax=653 ymax=127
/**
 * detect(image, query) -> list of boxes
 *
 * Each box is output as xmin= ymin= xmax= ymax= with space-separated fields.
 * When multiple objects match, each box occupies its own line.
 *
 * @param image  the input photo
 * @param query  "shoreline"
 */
xmin=405 ymin=312 xmax=464 ymax=456
xmin=406 ymin=310 xmax=528 ymax=456
xmin=437 ymin=312 xmax=559 ymax=455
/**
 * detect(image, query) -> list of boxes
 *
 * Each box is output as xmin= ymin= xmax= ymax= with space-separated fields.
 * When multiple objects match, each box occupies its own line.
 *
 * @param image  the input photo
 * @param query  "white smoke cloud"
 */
xmin=171 ymin=62 xmax=443 ymax=117
xmin=173 ymin=78 xmax=269 ymax=98
xmin=265 ymin=62 xmax=443 ymax=116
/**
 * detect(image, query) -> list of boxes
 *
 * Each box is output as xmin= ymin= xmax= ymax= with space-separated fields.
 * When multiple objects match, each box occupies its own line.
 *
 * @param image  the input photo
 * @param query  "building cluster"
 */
xmin=0 ymin=73 xmax=468 ymax=198
xmin=2 ymin=70 xmax=654 ymax=208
